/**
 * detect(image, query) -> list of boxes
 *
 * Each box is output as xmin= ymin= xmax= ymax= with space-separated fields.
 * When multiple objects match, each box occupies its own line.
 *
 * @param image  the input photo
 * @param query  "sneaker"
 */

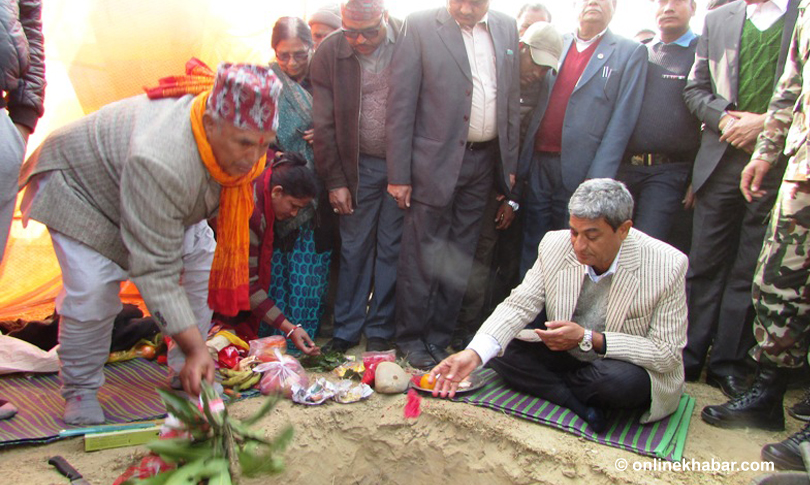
xmin=789 ymin=388 xmax=810 ymax=422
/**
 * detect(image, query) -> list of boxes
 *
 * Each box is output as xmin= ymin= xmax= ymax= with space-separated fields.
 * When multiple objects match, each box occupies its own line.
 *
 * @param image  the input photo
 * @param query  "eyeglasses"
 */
xmin=342 ymin=18 xmax=384 ymax=40
xmin=276 ymin=50 xmax=310 ymax=63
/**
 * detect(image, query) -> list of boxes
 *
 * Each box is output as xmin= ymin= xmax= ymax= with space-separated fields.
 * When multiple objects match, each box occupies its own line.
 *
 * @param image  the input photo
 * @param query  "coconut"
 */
xmin=374 ymin=361 xmax=410 ymax=394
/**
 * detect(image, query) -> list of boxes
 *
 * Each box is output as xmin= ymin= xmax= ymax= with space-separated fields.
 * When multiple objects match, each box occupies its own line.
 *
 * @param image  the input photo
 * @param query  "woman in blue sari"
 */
xmin=260 ymin=17 xmax=334 ymax=348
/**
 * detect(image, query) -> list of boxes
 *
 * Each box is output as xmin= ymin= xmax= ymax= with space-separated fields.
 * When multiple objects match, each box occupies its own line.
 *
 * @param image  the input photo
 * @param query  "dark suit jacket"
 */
xmin=519 ymin=29 xmax=647 ymax=193
xmin=683 ymin=0 xmax=799 ymax=193
xmin=311 ymin=18 xmax=403 ymax=204
xmin=385 ymin=7 xmax=520 ymax=207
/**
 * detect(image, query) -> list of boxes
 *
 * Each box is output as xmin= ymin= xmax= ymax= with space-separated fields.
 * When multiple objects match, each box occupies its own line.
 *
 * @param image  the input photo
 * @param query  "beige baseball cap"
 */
xmin=520 ymin=22 xmax=563 ymax=69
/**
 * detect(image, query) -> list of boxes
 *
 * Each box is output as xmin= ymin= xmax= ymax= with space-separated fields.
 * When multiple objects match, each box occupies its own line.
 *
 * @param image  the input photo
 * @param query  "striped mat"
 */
xmin=0 ymin=358 xmax=169 ymax=447
xmin=450 ymin=368 xmax=695 ymax=461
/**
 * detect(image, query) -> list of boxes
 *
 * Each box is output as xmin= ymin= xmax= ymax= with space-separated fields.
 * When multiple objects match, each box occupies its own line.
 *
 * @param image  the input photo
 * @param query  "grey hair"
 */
xmin=568 ymin=178 xmax=634 ymax=230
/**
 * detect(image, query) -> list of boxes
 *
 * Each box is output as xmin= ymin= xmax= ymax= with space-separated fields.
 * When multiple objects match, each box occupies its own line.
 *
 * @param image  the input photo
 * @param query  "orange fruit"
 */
xmin=137 ymin=344 xmax=156 ymax=360
xmin=419 ymin=374 xmax=436 ymax=390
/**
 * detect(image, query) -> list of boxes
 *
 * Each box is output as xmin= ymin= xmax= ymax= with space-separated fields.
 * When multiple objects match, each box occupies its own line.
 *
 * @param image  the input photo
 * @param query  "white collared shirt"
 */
xmin=574 ymin=26 xmax=608 ymax=53
xmin=458 ymin=13 xmax=498 ymax=142
xmin=586 ymin=246 xmax=621 ymax=283
xmin=746 ymin=0 xmax=789 ymax=31
xmin=467 ymin=246 xmax=624 ymax=365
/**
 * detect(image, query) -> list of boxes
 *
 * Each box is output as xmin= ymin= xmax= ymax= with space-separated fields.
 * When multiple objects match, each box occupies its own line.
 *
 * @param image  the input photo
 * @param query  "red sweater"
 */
xmin=535 ymin=39 xmax=601 ymax=153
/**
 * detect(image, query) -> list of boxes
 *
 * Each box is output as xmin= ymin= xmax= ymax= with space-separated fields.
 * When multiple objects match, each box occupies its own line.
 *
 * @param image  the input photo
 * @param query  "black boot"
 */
xmin=701 ymin=364 xmax=787 ymax=431
xmin=761 ymin=422 xmax=810 ymax=471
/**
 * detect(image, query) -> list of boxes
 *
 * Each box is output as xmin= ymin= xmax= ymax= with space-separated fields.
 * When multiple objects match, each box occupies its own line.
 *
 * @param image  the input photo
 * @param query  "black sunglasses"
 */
xmin=342 ymin=17 xmax=384 ymax=40
xmin=276 ymin=50 xmax=310 ymax=63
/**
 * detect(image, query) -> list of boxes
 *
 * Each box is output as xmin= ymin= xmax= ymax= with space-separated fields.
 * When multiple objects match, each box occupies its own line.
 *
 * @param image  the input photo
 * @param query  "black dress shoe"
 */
xmin=397 ymin=342 xmax=437 ymax=370
xmin=425 ymin=343 xmax=451 ymax=363
xmin=789 ymin=388 xmax=810 ymax=422
xmin=706 ymin=373 xmax=749 ymax=399
xmin=584 ymin=407 xmax=607 ymax=434
xmin=450 ymin=333 xmax=472 ymax=352
xmin=761 ymin=422 xmax=810 ymax=471
xmin=321 ymin=337 xmax=355 ymax=354
xmin=701 ymin=365 xmax=787 ymax=431
xmin=365 ymin=337 xmax=393 ymax=352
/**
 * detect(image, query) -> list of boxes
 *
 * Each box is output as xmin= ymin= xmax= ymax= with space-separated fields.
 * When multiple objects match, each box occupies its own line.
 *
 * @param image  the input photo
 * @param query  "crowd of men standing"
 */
xmin=2 ymin=0 xmax=810 ymax=472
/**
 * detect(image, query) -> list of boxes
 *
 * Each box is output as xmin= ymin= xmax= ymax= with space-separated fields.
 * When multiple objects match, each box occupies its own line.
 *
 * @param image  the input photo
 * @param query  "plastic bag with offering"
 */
xmin=248 ymin=335 xmax=287 ymax=362
xmin=334 ymin=380 xmax=374 ymax=404
xmin=291 ymin=378 xmax=336 ymax=405
xmin=360 ymin=350 xmax=396 ymax=386
xmin=108 ymin=335 xmax=163 ymax=363
xmin=217 ymin=345 xmax=242 ymax=369
xmin=256 ymin=350 xmax=308 ymax=398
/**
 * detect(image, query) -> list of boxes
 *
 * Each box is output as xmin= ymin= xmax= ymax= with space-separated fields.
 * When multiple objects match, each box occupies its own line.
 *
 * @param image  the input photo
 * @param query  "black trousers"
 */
xmin=683 ymin=149 xmax=785 ymax=378
xmin=395 ymin=144 xmax=495 ymax=349
xmin=489 ymin=339 xmax=651 ymax=411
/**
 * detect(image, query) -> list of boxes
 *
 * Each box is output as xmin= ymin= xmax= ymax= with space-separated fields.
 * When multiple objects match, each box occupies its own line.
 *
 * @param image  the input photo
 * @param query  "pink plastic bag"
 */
xmin=360 ymin=350 xmax=396 ymax=386
xmin=256 ymin=352 xmax=308 ymax=398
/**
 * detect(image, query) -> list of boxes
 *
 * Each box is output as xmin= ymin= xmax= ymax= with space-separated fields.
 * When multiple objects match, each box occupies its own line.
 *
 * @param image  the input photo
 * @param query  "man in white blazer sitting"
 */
xmin=431 ymin=178 xmax=687 ymax=430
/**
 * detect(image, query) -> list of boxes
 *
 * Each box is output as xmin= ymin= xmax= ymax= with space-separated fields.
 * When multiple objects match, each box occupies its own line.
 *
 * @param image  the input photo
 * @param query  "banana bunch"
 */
xmin=127 ymin=383 xmax=292 ymax=485
xmin=219 ymin=368 xmax=261 ymax=390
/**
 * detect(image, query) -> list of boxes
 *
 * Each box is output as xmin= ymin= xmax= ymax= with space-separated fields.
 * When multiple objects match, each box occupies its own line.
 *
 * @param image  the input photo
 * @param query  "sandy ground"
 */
xmin=0 ymin=380 xmax=804 ymax=485
xmin=1 ymin=333 xmax=806 ymax=485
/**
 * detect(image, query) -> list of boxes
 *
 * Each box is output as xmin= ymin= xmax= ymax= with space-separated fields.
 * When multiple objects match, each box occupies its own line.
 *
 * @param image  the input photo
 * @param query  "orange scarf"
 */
xmin=190 ymin=91 xmax=266 ymax=316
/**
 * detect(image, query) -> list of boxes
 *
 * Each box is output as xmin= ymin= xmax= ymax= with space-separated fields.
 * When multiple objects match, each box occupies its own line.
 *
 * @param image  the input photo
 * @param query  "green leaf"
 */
xmin=271 ymin=425 xmax=294 ymax=453
xmin=241 ymin=394 xmax=279 ymax=427
xmin=146 ymin=438 xmax=214 ymax=463
xmin=237 ymin=442 xmax=285 ymax=477
xmin=199 ymin=382 xmax=225 ymax=430
xmin=156 ymin=388 xmax=204 ymax=425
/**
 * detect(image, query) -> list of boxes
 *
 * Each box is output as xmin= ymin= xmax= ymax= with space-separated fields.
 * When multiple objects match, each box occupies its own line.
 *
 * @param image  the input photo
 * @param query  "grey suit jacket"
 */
xmin=683 ymin=0 xmax=799 ymax=192
xmin=478 ymin=229 xmax=688 ymax=423
xmin=519 ymin=30 xmax=648 ymax=193
xmin=386 ymin=7 xmax=520 ymax=207
xmin=19 ymin=94 xmax=221 ymax=335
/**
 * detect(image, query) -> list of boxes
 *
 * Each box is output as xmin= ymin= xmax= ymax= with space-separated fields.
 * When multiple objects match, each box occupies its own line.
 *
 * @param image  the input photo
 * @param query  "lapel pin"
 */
xmin=597 ymin=53 xmax=604 ymax=59
xmin=506 ymin=49 xmax=513 ymax=55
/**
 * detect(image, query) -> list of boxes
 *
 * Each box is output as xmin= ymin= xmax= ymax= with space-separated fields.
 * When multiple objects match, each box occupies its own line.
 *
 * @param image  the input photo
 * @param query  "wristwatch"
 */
xmin=506 ymin=200 xmax=520 ymax=212
xmin=579 ymin=329 xmax=593 ymax=352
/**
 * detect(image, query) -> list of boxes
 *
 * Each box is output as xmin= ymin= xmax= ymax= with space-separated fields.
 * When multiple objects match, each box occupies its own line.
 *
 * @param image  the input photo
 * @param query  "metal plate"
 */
xmin=410 ymin=368 xmax=488 ymax=394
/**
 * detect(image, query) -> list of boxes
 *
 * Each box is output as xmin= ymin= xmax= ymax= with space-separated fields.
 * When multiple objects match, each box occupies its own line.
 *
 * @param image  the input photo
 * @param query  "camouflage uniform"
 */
xmin=749 ymin=0 xmax=810 ymax=368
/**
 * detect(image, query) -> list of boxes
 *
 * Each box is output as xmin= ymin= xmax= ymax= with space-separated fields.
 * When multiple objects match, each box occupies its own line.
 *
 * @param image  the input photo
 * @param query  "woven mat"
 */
xmin=450 ymin=368 xmax=694 ymax=461
xmin=0 ymin=358 xmax=169 ymax=447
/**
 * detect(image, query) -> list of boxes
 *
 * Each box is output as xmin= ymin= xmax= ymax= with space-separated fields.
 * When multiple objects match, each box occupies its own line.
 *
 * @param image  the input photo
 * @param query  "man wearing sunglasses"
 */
xmin=386 ymin=0 xmax=521 ymax=369
xmin=312 ymin=0 xmax=404 ymax=354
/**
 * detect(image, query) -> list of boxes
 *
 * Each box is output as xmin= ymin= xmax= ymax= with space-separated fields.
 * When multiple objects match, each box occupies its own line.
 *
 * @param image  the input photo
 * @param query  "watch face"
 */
xmin=579 ymin=330 xmax=593 ymax=351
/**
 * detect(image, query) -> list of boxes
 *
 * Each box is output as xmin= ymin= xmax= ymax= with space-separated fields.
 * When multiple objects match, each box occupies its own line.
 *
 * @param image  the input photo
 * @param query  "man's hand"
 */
xmin=430 ymin=349 xmax=482 ymax=398
xmin=329 ymin=187 xmax=353 ymax=215
xmin=740 ymin=158 xmax=772 ymax=202
xmin=14 ymin=123 xmax=31 ymax=146
xmin=172 ymin=326 xmax=215 ymax=396
xmin=720 ymin=111 xmax=766 ymax=154
xmin=494 ymin=201 xmax=515 ymax=230
xmin=302 ymin=128 xmax=315 ymax=145
xmin=387 ymin=184 xmax=412 ymax=209
xmin=290 ymin=327 xmax=320 ymax=356
xmin=535 ymin=321 xmax=584 ymax=351
xmin=682 ymin=183 xmax=695 ymax=210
